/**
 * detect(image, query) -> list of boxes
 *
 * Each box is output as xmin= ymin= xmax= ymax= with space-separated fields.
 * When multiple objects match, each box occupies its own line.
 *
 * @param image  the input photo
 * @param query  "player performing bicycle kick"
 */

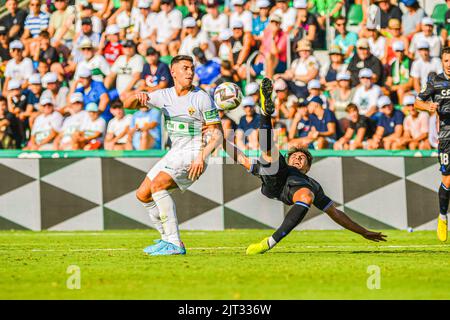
xmin=125 ymin=55 xmax=223 ymax=256
xmin=224 ymin=78 xmax=387 ymax=254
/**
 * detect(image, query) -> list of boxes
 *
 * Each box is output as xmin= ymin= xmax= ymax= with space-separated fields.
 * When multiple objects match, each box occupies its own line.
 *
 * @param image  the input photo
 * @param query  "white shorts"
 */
xmin=147 ymin=148 xmax=203 ymax=191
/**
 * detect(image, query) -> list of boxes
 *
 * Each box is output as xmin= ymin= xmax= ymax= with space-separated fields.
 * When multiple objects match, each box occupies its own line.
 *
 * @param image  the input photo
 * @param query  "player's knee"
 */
xmin=136 ymin=188 xmax=152 ymax=203
xmin=293 ymin=189 xmax=314 ymax=206
xmin=149 ymin=179 xmax=167 ymax=194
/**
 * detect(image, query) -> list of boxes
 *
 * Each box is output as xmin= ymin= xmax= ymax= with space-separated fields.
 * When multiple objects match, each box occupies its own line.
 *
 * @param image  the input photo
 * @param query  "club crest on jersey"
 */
xmin=188 ymin=106 xmax=196 ymax=116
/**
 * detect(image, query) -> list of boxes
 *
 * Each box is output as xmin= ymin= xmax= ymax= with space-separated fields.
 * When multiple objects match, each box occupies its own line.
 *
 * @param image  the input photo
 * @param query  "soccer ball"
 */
xmin=214 ymin=82 xmax=243 ymax=111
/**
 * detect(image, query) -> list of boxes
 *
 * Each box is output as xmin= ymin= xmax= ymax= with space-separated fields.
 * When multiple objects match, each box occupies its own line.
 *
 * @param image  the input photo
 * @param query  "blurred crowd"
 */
xmin=0 ymin=0 xmax=447 ymax=151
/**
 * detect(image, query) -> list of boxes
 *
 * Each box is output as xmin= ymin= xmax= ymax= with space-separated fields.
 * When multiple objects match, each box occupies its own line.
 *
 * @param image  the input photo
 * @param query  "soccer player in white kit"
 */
xmin=125 ymin=55 xmax=223 ymax=255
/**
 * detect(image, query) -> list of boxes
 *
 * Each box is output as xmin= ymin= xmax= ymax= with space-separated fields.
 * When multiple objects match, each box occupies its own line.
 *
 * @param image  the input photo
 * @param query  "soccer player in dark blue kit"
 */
xmin=414 ymin=47 xmax=450 ymax=242
xmin=224 ymin=78 xmax=387 ymax=254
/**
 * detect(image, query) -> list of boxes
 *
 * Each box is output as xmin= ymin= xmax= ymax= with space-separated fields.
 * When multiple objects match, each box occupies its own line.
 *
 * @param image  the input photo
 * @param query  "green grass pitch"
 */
xmin=0 ymin=229 xmax=449 ymax=299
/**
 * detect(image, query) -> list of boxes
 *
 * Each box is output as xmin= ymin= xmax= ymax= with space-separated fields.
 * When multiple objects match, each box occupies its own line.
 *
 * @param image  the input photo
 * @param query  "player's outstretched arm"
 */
xmin=222 ymin=138 xmax=252 ymax=171
xmin=124 ymin=92 xmax=150 ymax=110
xmin=324 ymin=204 xmax=387 ymax=242
xmin=414 ymin=99 xmax=438 ymax=113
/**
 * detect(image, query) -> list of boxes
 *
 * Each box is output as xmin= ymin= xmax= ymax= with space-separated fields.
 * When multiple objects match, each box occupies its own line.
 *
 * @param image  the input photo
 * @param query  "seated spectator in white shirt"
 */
xmin=151 ymin=0 xmax=182 ymax=56
xmin=201 ymin=0 xmax=228 ymax=43
xmin=41 ymin=72 xmax=70 ymax=113
xmin=133 ymin=0 xmax=156 ymax=49
xmin=391 ymin=95 xmax=429 ymax=150
xmin=273 ymin=0 xmax=297 ymax=33
xmin=230 ymin=0 xmax=253 ymax=34
xmin=25 ymin=96 xmax=63 ymax=150
xmin=409 ymin=17 xmax=441 ymax=59
xmin=129 ymin=105 xmax=162 ymax=150
xmin=177 ymin=17 xmax=215 ymax=59
xmin=410 ymin=40 xmax=443 ymax=94
xmin=72 ymin=102 xmax=106 ymax=150
xmin=352 ymin=68 xmax=382 ymax=118
xmin=3 ymin=40 xmax=33 ymax=96
xmin=53 ymin=93 xmax=89 ymax=150
xmin=104 ymin=102 xmax=132 ymax=150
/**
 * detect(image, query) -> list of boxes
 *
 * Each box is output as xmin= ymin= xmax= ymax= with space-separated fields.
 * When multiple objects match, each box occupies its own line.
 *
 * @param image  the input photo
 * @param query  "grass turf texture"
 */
xmin=0 ymin=229 xmax=449 ymax=299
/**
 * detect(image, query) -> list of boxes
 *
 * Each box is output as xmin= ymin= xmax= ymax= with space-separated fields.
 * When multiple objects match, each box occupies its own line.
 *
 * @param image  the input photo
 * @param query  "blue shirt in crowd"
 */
xmin=252 ymin=16 xmax=269 ymax=36
xmin=195 ymin=59 xmax=221 ymax=85
xmin=76 ymin=80 xmax=112 ymax=121
xmin=237 ymin=113 xmax=261 ymax=143
xmin=130 ymin=108 xmax=162 ymax=150
xmin=141 ymin=61 xmax=173 ymax=88
xmin=377 ymin=109 xmax=404 ymax=137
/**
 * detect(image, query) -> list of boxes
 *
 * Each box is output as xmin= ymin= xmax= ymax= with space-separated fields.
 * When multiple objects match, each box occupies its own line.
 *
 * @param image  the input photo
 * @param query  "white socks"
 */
xmin=268 ymin=236 xmax=277 ymax=249
xmin=439 ymin=213 xmax=448 ymax=221
xmin=142 ymin=201 xmax=168 ymax=242
xmin=152 ymin=190 xmax=182 ymax=247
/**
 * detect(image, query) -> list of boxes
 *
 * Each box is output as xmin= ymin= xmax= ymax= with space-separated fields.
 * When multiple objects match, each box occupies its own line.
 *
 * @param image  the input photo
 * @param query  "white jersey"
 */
xmin=107 ymin=114 xmax=132 ymax=144
xmin=81 ymin=117 xmax=106 ymax=143
xmin=32 ymin=111 xmax=63 ymax=144
xmin=60 ymin=111 xmax=89 ymax=144
xmin=146 ymin=86 xmax=220 ymax=151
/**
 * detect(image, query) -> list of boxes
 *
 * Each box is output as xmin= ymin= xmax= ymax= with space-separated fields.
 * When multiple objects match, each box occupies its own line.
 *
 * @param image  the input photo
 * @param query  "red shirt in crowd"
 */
xmin=258 ymin=28 xmax=288 ymax=64
xmin=103 ymin=42 xmax=124 ymax=65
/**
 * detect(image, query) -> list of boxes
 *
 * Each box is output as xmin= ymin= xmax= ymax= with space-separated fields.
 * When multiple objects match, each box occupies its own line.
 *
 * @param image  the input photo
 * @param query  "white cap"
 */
xmin=29 ymin=74 xmax=41 ymax=85
xmin=42 ymin=72 xmax=58 ymax=85
xmin=7 ymin=79 xmax=21 ymax=90
xmin=392 ymin=40 xmax=405 ymax=52
xmin=9 ymin=40 xmax=24 ymax=50
xmin=78 ymin=67 xmax=92 ymax=78
xmin=358 ymin=68 xmax=373 ymax=78
xmin=219 ymin=29 xmax=233 ymax=41
xmin=307 ymin=79 xmax=321 ymax=90
xmin=70 ymin=92 xmax=84 ymax=104
xmin=366 ymin=21 xmax=378 ymax=30
xmin=256 ymin=0 xmax=270 ymax=8
xmin=105 ymin=24 xmax=120 ymax=35
xmin=293 ymin=0 xmax=307 ymax=9
xmin=245 ymin=82 xmax=259 ymax=95
xmin=40 ymin=96 xmax=54 ymax=106
xmin=231 ymin=0 xmax=245 ymax=5
xmin=377 ymin=95 xmax=392 ymax=109
xmin=403 ymin=95 xmax=416 ymax=106
xmin=336 ymin=72 xmax=351 ymax=81
xmin=241 ymin=96 xmax=255 ymax=107
xmin=273 ymin=78 xmax=287 ymax=91
xmin=137 ymin=0 xmax=151 ymax=8
xmin=183 ymin=17 xmax=197 ymax=28
xmin=230 ymin=20 xmax=244 ymax=29
xmin=417 ymin=40 xmax=430 ymax=50
xmin=421 ymin=17 xmax=434 ymax=26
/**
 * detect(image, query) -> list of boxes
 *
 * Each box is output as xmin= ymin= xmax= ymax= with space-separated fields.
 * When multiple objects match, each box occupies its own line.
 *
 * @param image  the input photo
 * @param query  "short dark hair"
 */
xmin=221 ymin=60 xmax=232 ymax=70
xmin=170 ymin=55 xmax=194 ymax=67
xmin=345 ymin=103 xmax=359 ymax=113
xmin=110 ymin=100 xmax=123 ymax=109
xmin=334 ymin=16 xmax=346 ymax=24
xmin=39 ymin=30 xmax=50 ymax=39
xmin=287 ymin=147 xmax=313 ymax=168
xmin=442 ymin=46 xmax=450 ymax=58
xmin=0 ymin=96 xmax=7 ymax=104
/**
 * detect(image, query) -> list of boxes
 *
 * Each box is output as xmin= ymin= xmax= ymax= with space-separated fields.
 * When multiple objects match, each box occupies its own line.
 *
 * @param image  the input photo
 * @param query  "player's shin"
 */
xmin=141 ymin=201 xmax=167 ymax=241
xmin=439 ymin=183 xmax=450 ymax=219
xmin=269 ymin=202 xmax=310 ymax=249
xmin=259 ymin=114 xmax=273 ymax=154
xmin=152 ymin=190 xmax=182 ymax=247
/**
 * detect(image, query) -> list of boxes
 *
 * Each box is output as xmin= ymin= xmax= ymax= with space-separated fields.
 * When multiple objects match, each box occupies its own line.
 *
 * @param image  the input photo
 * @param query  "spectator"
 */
xmin=306 ymin=79 xmax=328 ymax=110
xmin=0 ymin=26 xmax=11 ymax=65
xmin=129 ymin=105 xmax=162 ymax=150
xmin=213 ymin=60 xmax=240 ymax=87
xmin=352 ymin=68 xmax=382 ymax=119
xmin=367 ymin=96 xmax=404 ymax=150
xmin=292 ymin=0 xmax=320 ymax=50
xmin=185 ymin=0 xmax=205 ymax=23
xmin=385 ymin=41 xmax=413 ymax=104
xmin=252 ymin=0 xmax=270 ymax=40
xmin=133 ymin=0 xmax=156 ymax=47
xmin=273 ymin=78 xmax=297 ymax=123
xmin=42 ymin=72 xmax=70 ymax=112
xmin=75 ymin=2 xmax=102 ymax=35
xmin=113 ymin=0 xmax=140 ymax=41
xmin=348 ymin=38 xmax=383 ymax=87
xmin=410 ymin=41 xmax=443 ymax=94
xmin=245 ymin=81 xmax=260 ymax=106
xmin=6 ymin=79 xmax=30 ymax=145
xmin=332 ymin=16 xmax=357 ymax=63
xmin=401 ymin=0 xmax=425 ymax=40
xmin=152 ymin=0 xmax=182 ymax=56
xmin=217 ymin=28 xmax=233 ymax=62
xmin=272 ymin=0 xmax=297 ymax=33
xmin=74 ymin=38 xmax=110 ymax=83
xmin=0 ymin=0 xmax=27 ymax=40
xmin=236 ymin=96 xmax=260 ymax=150
xmin=306 ymin=96 xmax=338 ymax=150
xmin=251 ymin=13 xmax=287 ymax=79
xmin=22 ymin=0 xmax=50 ymax=42
xmin=100 ymin=25 xmax=124 ymax=66
xmin=230 ymin=0 xmax=253 ymax=34
xmin=106 ymin=40 xmax=144 ymax=102
xmin=376 ymin=0 xmax=402 ymax=29
xmin=178 ymin=17 xmax=215 ymax=59
xmin=138 ymin=47 xmax=173 ymax=93
xmin=25 ymin=73 xmax=43 ymax=126
xmin=288 ymin=101 xmax=311 ymax=148
xmin=329 ymin=72 xmax=355 ymax=120
xmin=309 ymin=0 xmax=344 ymax=29
xmin=53 ymin=92 xmax=89 ymax=150
xmin=74 ymin=68 xmax=111 ymax=121
xmin=3 ymin=40 xmax=33 ymax=96
xmin=275 ymin=39 xmax=319 ymax=99
xmin=384 ymin=18 xmax=409 ymax=65
xmin=73 ymin=102 xmax=106 ymax=150
xmin=48 ymin=0 xmax=76 ymax=50
xmin=193 ymin=47 xmax=221 ymax=90
xmin=366 ymin=22 xmax=387 ymax=61
xmin=72 ymin=18 xmax=101 ymax=63
xmin=228 ymin=20 xmax=255 ymax=78
xmin=334 ymin=103 xmax=375 ymax=150
xmin=202 ymin=0 xmax=228 ymax=42
xmin=31 ymin=31 xmax=59 ymax=71
xmin=0 ymin=96 xmax=19 ymax=149
xmin=392 ymin=95 xmax=428 ymax=150
xmin=104 ymin=102 xmax=132 ymax=150
xmin=322 ymin=45 xmax=346 ymax=90
xmin=410 ymin=17 xmax=441 ymax=59
xmin=25 ymin=96 xmax=63 ymax=150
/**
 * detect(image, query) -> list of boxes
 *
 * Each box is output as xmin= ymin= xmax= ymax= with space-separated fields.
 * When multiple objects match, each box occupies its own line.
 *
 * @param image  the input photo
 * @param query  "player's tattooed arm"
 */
xmin=324 ymin=204 xmax=388 ymax=242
